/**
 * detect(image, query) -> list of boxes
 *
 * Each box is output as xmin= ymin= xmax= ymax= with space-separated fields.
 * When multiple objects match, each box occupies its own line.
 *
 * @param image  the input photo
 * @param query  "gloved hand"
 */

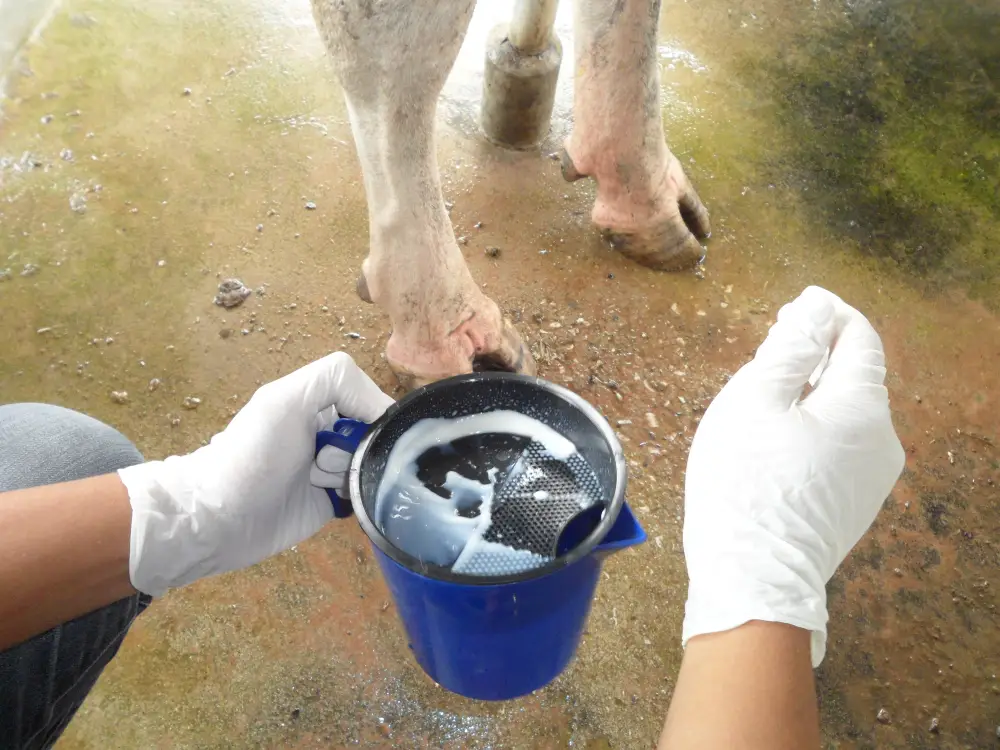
xmin=119 ymin=352 xmax=394 ymax=596
xmin=682 ymin=286 xmax=905 ymax=667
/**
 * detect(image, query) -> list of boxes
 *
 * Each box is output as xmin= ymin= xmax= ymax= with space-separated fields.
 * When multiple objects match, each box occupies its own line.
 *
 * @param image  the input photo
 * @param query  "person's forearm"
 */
xmin=659 ymin=621 xmax=819 ymax=750
xmin=0 ymin=473 xmax=136 ymax=649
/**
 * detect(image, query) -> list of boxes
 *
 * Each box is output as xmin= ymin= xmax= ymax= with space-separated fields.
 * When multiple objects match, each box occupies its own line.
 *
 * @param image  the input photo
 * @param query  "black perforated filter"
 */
xmin=349 ymin=372 xmax=627 ymax=585
xmin=450 ymin=441 xmax=605 ymax=577
xmin=487 ymin=443 xmax=603 ymax=554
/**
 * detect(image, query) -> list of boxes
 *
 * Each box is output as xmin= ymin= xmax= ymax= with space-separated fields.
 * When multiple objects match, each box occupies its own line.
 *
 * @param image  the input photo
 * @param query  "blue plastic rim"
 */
xmin=346 ymin=372 xmax=646 ymax=700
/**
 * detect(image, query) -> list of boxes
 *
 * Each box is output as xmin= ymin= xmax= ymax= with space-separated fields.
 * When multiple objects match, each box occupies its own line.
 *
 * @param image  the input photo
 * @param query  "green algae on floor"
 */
xmin=747 ymin=0 xmax=1000 ymax=308
xmin=0 ymin=0 xmax=360 ymax=444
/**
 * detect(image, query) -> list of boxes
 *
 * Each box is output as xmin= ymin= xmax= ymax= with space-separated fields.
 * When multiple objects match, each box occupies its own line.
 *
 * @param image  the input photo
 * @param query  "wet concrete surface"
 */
xmin=0 ymin=0 xmax=998 ymax=747
xmin=0 ymin=0 xmax=57 ymax=84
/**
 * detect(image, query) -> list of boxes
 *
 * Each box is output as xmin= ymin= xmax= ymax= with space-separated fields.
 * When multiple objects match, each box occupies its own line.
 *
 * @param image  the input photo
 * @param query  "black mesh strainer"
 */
xmin=348 ymin=373 xmax=627 ymax=585
xmin=445 ymin=442 xmax=604 ymax=576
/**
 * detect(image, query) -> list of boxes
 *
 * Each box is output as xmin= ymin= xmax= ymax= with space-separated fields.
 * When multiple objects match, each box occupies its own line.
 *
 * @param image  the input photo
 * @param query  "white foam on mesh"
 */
xmin=374 ymin=410 xmax=575 ymax=573
xmin=452 ymin=537 xmax=551 ymax=577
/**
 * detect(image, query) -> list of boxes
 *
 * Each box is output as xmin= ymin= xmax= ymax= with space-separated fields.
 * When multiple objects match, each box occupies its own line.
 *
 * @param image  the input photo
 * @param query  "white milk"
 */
xmin=374 ymin=410 xmax=576 ymax=572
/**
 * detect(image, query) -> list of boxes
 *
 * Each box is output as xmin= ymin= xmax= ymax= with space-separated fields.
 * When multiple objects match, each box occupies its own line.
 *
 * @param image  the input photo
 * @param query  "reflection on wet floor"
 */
xmin=1 ymin=0 xmax=998 ymax=747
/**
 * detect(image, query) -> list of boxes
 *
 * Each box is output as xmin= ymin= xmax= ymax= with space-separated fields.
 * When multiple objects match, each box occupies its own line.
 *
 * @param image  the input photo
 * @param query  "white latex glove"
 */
xmin=119 ymin=352 xmax=394 ymax=596
xmin=682 ymin=286 xmax=905 ymax=667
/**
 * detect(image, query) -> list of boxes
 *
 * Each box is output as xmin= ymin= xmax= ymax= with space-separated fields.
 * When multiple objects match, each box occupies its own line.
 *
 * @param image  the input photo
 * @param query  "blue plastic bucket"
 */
xmin=372 ymin=502 xmax=644 ymax=700
xmin=347 ymin=373 xmax=645 ymax=701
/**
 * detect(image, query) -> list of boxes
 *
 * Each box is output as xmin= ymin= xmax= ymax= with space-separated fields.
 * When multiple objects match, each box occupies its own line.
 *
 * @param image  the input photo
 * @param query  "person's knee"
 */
xmin=0 ymin=403 xmax=143 ymax=493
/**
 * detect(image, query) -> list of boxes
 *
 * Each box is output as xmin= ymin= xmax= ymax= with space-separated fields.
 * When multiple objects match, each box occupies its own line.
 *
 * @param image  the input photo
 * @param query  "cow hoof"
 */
xmin=470 ymin=316 xmax=536 ymax=376
xmin=558 ymin=148 xmax=585 ymax=182
xmin=356 ymin=272 xmax=373 ymax=303
xmin=386 ymin=314 xmax=536 ymax=391
xmin=600 ymin=221 xmax=707 ymax=272
xmin=560 ymin=143 xmax=711 ymax=271
xmin=597 ymin=181 xmax=711 ymax=271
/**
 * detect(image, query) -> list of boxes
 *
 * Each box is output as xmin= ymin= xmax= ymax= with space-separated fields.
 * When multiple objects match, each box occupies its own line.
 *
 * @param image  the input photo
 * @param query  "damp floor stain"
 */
xmin=1 ymin=0 xmax=998 ymax=747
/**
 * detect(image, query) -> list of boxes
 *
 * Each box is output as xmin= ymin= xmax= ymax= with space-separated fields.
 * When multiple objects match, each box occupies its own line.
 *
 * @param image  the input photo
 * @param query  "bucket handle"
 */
xmin=315 ymin=418 xmax=371 ymax=518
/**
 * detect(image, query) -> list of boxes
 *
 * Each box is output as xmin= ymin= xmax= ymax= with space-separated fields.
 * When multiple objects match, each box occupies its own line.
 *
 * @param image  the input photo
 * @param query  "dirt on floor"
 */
xmin=0 ymin=0 xmax=998 ymax=748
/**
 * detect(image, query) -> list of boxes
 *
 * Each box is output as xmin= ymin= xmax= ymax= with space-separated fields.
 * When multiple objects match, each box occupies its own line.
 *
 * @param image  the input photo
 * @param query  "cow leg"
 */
xmin=564 ymin=0 xmax=711 ymax=270
xmin=312 ymin=0 xmax=534 ymax=388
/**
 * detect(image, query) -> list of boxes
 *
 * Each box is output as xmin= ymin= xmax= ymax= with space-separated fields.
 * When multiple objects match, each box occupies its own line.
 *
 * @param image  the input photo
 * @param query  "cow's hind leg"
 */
xmin=564 ymin=0 xmax=711 ymax=270
xmin=312 ymin=0 xmax=534 ymax=388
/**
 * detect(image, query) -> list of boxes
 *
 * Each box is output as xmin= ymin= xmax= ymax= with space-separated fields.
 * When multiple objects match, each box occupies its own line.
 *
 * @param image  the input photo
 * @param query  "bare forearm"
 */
xmin=0 ymin=473 xmax=136 ymax=650
xmin=659 ymin=621 xmax=819 ymax=750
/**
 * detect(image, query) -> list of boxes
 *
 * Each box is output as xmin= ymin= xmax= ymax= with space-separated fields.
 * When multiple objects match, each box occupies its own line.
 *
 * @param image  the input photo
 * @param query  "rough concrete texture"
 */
xmin=0 ymin=0 xmax=998 ymax=747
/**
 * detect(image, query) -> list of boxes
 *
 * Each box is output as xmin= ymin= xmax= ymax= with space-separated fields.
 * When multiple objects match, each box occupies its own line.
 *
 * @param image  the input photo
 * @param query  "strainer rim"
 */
xmin=348 ymin=371 xmax=628 ymax=585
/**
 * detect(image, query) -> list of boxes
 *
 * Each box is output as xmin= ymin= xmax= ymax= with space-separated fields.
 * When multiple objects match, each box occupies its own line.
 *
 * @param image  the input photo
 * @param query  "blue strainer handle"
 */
xmin=315 ymin=418 xmax=371 ymax=518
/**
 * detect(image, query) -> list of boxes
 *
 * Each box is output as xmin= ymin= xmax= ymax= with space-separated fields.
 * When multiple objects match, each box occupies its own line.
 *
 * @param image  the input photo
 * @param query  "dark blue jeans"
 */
xmin=0 ymin=404 xmax=151 ymax=750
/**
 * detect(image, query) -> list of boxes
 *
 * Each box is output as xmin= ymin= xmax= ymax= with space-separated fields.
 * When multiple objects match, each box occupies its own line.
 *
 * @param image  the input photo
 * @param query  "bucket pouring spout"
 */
xmin=593 ymin=502 xmax=646 ymax=559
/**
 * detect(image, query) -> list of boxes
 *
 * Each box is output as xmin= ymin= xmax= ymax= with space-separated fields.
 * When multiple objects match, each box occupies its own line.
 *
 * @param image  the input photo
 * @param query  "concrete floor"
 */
xmin=1 ymin=0 xmax=998 ymax=747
